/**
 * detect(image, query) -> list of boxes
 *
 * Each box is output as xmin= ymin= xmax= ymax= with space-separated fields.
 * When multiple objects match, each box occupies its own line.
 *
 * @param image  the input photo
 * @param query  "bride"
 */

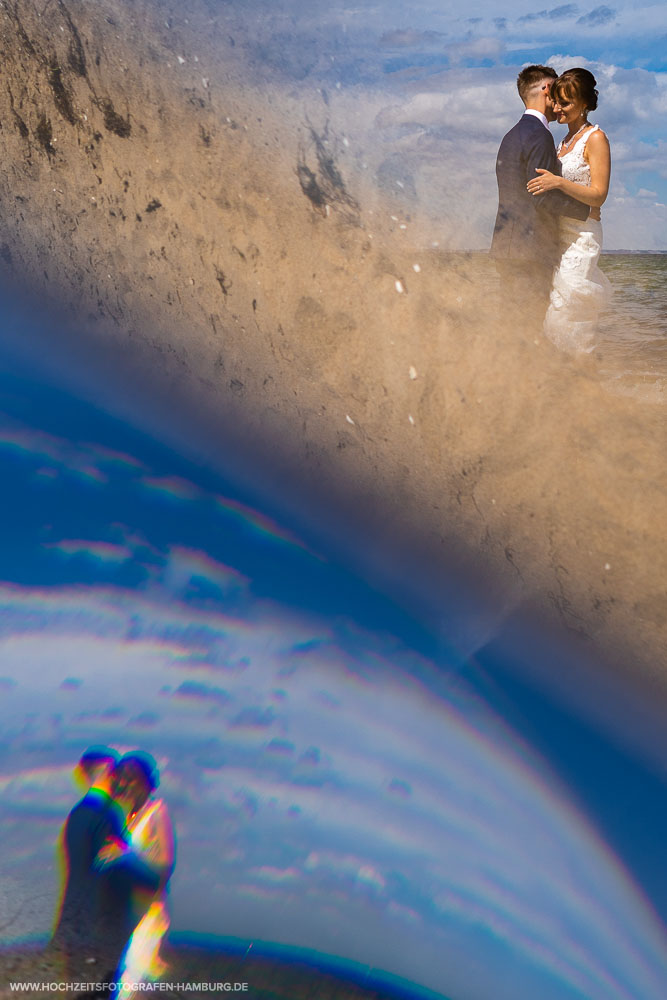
xmin=95 ymin=752 xmax=174 ymax=997
xmin=526 ymin=67 xmax=611 ymax=354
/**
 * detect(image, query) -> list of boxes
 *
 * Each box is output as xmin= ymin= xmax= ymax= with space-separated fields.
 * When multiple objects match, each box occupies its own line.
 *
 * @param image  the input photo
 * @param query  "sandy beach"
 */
xmin=1 ymin=0 xmax=665 ymax=725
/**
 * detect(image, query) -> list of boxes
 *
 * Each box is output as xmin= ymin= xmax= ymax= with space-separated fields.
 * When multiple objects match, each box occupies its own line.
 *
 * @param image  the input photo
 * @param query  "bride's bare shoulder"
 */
xmin=588 ymin=127 xmax=610 ymax=147
xmin=584 ymin=127 xmax=610 ymax=162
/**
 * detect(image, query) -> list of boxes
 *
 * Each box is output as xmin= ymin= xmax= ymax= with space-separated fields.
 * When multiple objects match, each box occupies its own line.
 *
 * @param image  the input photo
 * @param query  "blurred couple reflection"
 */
xmin=52 ymin=746 xmax=175 ymax=997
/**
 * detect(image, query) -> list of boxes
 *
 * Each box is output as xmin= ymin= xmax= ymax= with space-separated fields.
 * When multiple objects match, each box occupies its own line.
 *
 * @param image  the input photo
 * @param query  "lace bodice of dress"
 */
xmin=544 ymin=123 xmax=610 ymax=355
xmin=557 ymin=124 xmax=599 ymax=185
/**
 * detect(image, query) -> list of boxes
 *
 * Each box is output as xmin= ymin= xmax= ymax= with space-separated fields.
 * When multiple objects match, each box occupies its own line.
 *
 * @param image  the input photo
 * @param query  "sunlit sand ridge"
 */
xmin=0 ymin=0 xmax=665 ymax=706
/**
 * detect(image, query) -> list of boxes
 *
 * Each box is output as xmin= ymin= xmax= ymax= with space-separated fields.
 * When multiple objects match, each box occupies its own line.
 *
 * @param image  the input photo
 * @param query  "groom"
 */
xmin=490 ymin=65 xmax=589 ymax=325
xmin=52 ymin=746 xmax=125 ymax=978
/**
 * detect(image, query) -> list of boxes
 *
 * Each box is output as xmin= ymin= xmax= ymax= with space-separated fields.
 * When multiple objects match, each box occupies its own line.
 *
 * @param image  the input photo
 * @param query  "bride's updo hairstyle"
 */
xmin=552 ymin=68 xmax=599 ymax=111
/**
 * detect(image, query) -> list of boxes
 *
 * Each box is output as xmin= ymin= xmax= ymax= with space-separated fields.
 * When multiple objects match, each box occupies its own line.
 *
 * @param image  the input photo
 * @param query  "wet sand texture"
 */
xmin=0 ymin=0 xmax=665 ymax=707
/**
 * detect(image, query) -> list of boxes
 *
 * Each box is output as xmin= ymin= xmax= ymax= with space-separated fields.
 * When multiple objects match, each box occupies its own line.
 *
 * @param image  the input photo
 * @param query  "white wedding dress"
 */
xmin=543 ymin=124 xmax=612 ymax=354
xmin=113 ymin=797 xmax=173 ymax=999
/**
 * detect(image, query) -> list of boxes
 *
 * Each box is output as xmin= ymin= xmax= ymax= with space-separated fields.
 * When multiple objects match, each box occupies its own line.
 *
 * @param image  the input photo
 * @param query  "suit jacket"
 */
xmin=490 ymin=114 xmax=589 ymax=264
xmin=53 ymin=789 xmax=124 ymax=956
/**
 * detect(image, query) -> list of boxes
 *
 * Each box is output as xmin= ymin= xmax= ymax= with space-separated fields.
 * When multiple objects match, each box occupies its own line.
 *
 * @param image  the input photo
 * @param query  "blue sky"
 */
xmin=454 ymin=0 xmax=667 ymax=248
xmin=300 ymin=0 xmax=667 ymax=248
xmin=432 ymin=1 xmax=667 ymax=248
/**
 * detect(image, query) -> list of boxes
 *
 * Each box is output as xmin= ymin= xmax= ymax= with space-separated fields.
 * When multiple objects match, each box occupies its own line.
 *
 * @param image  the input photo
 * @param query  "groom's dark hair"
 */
xmin=517 ymin=65 xmax=557 ymax=102
xmin=78 ymin=744 xmax=119 ymax=778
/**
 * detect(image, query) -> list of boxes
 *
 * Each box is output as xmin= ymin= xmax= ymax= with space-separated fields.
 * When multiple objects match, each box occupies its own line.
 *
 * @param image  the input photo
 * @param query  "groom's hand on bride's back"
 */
xmin=94 ymin=836 xmax=127 ymax=869
xmin=527 ymin=168 xmax=561 ymax=195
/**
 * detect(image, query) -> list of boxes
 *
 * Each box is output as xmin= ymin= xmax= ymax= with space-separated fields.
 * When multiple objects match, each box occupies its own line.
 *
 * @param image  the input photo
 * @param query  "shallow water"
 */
xmin=597 ymin=254 xmax=667 ymax=401
xmin=452 ymin=251 xmax=667 ymax=402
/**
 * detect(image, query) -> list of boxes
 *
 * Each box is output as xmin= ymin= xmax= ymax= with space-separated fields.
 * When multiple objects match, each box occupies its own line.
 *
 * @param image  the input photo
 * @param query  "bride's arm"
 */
xmin=527 ymin=130 xmax=611 ymax=208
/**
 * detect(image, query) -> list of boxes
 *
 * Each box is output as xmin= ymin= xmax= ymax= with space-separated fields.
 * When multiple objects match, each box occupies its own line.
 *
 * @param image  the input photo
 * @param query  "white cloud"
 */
xmin=158 ymin=546 xmax=248 ymax=599
xmin=358 ymin=57 xmax=667 ymax=249
xmin=0 ymin=581 xmax=666 ymax=999
xmin=43 ymin=539 xmax=134 ymax=564
xmin=444 ymin=35 xmax=506 ymax=66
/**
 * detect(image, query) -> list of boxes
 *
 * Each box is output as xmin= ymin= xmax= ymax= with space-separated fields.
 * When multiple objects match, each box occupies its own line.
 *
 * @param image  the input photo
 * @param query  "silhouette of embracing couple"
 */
xmin=52 ymin=746 xmax=174 ymax=998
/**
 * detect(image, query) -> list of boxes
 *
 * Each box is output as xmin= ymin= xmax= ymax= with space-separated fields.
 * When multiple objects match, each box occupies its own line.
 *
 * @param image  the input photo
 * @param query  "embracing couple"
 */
xmin=491 ymin=65 xmax=611 ymax=354
xmin=52 ymin=746 xmax=174 ymax=998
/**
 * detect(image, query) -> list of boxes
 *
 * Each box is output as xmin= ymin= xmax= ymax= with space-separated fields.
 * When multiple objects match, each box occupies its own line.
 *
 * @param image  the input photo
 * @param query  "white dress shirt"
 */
xmin=523 ymin=109 xmax=550 ymax=130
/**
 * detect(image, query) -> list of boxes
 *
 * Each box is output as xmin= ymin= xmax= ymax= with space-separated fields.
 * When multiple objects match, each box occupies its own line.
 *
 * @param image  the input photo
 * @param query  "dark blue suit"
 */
xmin=491 ymin=113 xmax=588 ymax=265
xmin=53 ymin=789 xmax=124 ymax=959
